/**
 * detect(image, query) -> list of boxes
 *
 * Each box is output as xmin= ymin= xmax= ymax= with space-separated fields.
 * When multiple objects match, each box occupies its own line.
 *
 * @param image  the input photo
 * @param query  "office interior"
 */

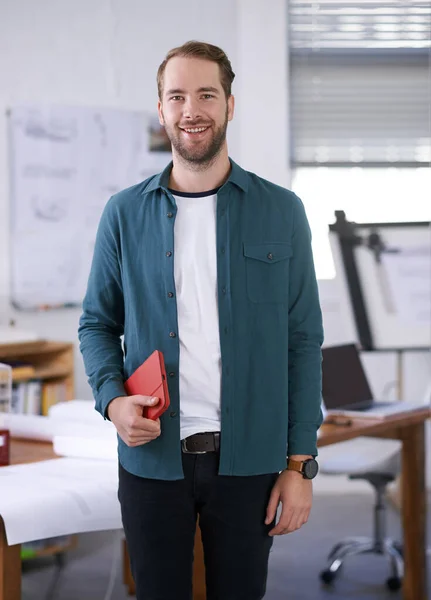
xmin=0 ymin=1 xmax=430 ymax=599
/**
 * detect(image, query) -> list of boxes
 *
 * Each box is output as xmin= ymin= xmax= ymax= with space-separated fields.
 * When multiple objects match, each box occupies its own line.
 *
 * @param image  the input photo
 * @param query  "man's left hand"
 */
xmin=265 ymin=469 xmax=313 ymax=536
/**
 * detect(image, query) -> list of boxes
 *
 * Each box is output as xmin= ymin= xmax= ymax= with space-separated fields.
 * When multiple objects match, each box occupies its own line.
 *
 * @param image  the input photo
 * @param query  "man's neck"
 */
xmin=168 ymin=148 xmax=231 ymax=194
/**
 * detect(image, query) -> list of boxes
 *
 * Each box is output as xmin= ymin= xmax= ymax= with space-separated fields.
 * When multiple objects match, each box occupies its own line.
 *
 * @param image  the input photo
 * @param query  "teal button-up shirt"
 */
xmin=78 ymin=159 xmax=324 ymax=480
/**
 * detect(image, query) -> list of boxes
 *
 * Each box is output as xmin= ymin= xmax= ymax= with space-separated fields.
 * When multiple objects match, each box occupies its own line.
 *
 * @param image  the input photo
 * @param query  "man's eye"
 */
xmin=171 ymin=96 xmax=183 ymax=101
xmin=202 ymin=94 xmax=214 ymax=99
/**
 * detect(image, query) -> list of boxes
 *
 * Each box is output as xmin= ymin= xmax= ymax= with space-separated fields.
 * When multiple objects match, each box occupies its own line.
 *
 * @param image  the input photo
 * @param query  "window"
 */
xmin=292 ymin=167 xmax=431 ymax=279
xmin=288 ymin=1 xmax=431 ymax=278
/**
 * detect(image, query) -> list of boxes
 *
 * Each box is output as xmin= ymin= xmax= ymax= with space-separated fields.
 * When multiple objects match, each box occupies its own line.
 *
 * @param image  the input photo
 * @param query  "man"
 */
xmin=79 ymin=41 xmax=324 ymax=600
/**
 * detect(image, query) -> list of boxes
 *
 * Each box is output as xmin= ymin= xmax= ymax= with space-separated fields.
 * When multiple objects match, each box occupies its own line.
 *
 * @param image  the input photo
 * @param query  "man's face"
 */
xmin=158 ymin=57 xmax=234 ymax=166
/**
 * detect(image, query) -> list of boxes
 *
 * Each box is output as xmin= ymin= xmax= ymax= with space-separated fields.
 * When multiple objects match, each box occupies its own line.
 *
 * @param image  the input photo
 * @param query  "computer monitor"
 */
xmin=322 ymin=344 xmax=374 ymax=411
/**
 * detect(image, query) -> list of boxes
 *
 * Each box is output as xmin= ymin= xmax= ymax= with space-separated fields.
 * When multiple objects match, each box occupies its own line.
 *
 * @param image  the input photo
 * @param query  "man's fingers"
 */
xmin=128 ymin=438 xmax=156 ymax=447
xmin=120 ymin=430 xmax=160 ymax=447
xmin=128 ymin=415 xmax=161 ymax=433
xmin=127 ymin=425 xmax=160 ymax=441
xmin=270 ymin=506 xmax=303 ymax=536
xmin=268 ymin=505 xmax=293 ymax=536
xmin=132 ymin=395 xmax=160 ymax=407
xmin=301 ymin=506 xmax=310 ymax=526
xmin=118 ymin=416 xmax=161 ymax=447
xmin=128 ymin=431 xmax=160 ymax=442
xmin=265 ymin=489 xmax=281 ymax=525
xmin=269 ymin=508 xmax=309 ymax=536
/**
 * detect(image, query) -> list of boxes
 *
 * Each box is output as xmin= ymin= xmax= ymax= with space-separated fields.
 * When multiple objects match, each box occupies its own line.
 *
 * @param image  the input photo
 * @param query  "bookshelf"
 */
xmin=0 ymin=340 xmax=76 ymax=561
xmin=0 ymin=340 xmax=74 ymax=415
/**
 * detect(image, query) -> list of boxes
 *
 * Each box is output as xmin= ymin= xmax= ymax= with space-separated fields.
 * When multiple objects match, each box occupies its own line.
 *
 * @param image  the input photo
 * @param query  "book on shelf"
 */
xmin=4 ymin=361 xmax=35 ymax=379
xmin=11 ymin=381 xmax=43 ymax=414
xmin=11 ymin=382 xmax=26 ymax=413
xmin=0 ymin=363 xmax=12 ymax=413
xmin=10 ymin=380 xmax=67 ymax=415
xmin=26 ymin=380 xmax=42 ymax=415
xmin=42 ymin=381 xmax=67 ymax=416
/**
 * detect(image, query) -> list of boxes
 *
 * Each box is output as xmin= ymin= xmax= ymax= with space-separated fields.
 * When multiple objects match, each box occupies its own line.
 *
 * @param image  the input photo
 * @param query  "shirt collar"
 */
xmin=142 ymin=158 xmax=249 ymax=194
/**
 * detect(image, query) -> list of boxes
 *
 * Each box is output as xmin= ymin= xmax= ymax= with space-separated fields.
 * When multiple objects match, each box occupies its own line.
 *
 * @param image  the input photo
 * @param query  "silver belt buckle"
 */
xmin=181 ymin=437 xmax=208 ymax=454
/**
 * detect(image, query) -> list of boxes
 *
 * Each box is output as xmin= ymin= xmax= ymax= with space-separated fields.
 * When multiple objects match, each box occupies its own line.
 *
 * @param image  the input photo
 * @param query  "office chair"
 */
xmin=318 ymin=437 xmax=403 ymax=592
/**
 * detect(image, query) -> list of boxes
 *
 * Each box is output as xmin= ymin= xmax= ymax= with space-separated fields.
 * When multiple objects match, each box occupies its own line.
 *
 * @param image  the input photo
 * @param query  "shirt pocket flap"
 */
xmin=243 ymin=242 xmax=293 ymax=264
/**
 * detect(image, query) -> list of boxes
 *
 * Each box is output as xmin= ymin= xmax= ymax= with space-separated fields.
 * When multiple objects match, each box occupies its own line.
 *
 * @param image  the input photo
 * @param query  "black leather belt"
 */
xmin=181 ymin=432 xmax=221 ymax=454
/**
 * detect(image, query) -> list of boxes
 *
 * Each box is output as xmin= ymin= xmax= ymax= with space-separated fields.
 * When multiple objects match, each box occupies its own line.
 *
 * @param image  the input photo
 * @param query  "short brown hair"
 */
xmin=157 ymin=40 xmax=235 ymax=100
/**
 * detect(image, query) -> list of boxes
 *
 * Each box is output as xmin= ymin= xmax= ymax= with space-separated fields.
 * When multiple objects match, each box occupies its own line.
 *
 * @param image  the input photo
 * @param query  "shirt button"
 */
xmin=169 ymin=332 xmax=176 ymax=338
xmin=221 ymin=247 xmax=226 ymax=254
xmin=222 ymin=287 xmax=226 ymax=294
xmin=169 ymin=372 xmax=175 ymax=377
xmin=168 ymin=292 xmax=174 ymax=298
xmin=267 ymin=253 xmax=273 ymax=260
xmin=170 ymin=411 xmax=177 ymax=418
xmin=167 ymin=212 xmax=173 ymax=218
xmin=166 ymin=251 xmax=172 ymax=257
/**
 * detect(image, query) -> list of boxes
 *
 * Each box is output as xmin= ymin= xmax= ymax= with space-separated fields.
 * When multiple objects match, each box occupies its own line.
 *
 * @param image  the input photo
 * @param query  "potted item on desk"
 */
xmin=0 ymin=429 xmax=10 ymax=466
xmin=0 ymin=363 xmax=11 ymax=464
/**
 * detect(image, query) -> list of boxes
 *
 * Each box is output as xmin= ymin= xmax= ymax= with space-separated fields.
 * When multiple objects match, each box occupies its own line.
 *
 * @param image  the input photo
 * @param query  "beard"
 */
xmin=163 ymin=107 xmax=228 ymax=168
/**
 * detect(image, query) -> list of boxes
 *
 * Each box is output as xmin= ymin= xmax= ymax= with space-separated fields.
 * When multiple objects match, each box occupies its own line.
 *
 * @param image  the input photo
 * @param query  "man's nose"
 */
xmin=183 ymin=98 xmax=201 ymax=120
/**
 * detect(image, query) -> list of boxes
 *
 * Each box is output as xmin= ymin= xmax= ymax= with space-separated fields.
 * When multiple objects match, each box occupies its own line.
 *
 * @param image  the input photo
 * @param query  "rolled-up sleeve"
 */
xmin=287 ymin=195 xmax=324 ymax=456
xmin=78 ymin=196 xmax=126 ymax=419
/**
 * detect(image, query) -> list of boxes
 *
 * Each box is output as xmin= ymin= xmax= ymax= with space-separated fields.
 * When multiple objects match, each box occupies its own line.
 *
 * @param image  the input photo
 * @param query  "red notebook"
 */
xmin=124 ymin=350 xmax=170 ymax=420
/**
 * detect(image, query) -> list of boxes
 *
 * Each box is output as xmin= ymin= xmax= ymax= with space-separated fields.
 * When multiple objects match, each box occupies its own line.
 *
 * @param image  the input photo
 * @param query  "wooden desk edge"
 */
xmin=319 ymin=408 xmax=431 ymax=446
xmin=0 ymin=517 xmax=21 ymax=600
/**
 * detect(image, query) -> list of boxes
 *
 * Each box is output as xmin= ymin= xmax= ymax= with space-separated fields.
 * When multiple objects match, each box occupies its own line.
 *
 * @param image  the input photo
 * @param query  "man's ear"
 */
xmin=227 ymin=95 xmax=235 ymax=121
xmin=157 ymin=100 xmax=164 ymax=126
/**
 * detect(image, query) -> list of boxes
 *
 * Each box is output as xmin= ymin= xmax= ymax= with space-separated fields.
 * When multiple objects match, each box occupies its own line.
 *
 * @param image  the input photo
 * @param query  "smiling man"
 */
xmin=159 ymin=59 xmax=231 ymax=168
xmin=79 ymin=41 xmax=324 ymax=600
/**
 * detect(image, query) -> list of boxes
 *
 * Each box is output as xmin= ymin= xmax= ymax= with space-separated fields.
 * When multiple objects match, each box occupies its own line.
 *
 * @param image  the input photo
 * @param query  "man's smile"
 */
xmin=179 ymin=125 xmax=210 ymax=137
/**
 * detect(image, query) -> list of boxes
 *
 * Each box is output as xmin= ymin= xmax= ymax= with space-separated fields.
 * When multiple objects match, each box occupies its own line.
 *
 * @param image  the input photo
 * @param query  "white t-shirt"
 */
xmin=171 ymin=189 xmax=222 ymax=441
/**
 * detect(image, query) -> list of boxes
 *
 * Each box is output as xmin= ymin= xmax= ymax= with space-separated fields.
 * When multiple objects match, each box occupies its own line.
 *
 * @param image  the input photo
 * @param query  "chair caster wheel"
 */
xmin=386 ymin=576 xmax=402 ymax=591
xmin=320 ymin=569 xmax=337 ymax=584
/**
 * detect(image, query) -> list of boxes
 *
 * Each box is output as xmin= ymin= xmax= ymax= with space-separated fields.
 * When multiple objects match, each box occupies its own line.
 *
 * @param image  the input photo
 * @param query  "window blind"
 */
xmin=289 ymin=1 xmax=431 ymax=165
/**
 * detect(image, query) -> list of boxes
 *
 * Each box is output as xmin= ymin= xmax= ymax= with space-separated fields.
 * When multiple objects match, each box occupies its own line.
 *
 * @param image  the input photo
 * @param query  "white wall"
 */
xmin=0 ymin=0 xmax=240 ymax=395
xmin=0 ymin=1 xmax=429 ymax=486
xmin=0 ymin=0 xmax=293 ymax=398
xmin=236 ymin=0 xmax=290 ymax=187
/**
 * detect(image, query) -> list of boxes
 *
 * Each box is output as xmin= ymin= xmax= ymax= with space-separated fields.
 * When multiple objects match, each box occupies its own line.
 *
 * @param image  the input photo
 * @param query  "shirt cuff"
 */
xmin=287 ymin=422 xmax=321 ymax=457
xmin=95 ymin=379 xmax=126 ymax=420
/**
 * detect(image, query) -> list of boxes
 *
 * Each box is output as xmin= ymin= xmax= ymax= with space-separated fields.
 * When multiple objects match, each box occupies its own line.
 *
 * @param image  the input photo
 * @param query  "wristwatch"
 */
xmin=286 ymin=457 xmax=319 ymax=480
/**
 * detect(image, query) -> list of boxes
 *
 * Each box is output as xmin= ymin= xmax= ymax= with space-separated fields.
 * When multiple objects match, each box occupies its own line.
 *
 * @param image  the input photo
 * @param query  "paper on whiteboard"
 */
xmin=0 ymin=458 xmax=121 ymax=545
xmin=8 ymin=106 xmax=171 ymax=309
xmin=382 ymin=246 xmax=431 ymax=326
xmin=11 ymin=231 xmax=93 ymax=307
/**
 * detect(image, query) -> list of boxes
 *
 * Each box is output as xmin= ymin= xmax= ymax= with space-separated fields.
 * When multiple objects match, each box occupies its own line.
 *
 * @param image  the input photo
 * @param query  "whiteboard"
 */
xmin=8 ymin=106 xmax=171 ymax=309
xmin=330 ymin=222 xmax=431 ymax=350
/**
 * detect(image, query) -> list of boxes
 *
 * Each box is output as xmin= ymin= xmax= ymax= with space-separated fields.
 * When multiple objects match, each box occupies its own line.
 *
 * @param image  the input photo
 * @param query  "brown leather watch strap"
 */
xmin=286 ymin=458 xmax=304 ymax=474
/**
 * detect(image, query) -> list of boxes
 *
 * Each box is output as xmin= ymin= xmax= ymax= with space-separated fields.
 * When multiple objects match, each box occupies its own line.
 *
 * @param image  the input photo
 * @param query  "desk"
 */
xmin=0 ymin=439 xmax=59 ymax=600
xmin=191 ymin=408 xmax=430 ymax=600
xmin=1 ymin=408 xmax=429 ymax=600
xmin=319 ymin=408 xmax=429 ymax=600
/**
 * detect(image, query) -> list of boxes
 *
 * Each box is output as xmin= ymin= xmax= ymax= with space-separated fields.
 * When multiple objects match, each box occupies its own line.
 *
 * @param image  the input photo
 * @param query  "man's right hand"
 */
xmin=107 ymin=395 xmax=161 ymax=447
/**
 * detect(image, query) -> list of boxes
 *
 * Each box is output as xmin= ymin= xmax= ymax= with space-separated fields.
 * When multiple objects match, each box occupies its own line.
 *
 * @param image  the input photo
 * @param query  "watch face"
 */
xmin=304 ymin=459 xmax=319 ymax=479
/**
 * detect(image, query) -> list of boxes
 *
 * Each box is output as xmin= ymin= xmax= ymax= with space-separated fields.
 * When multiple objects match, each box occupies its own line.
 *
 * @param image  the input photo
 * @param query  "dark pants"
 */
xmin=118 ymin=450 xmax=279 ymax=600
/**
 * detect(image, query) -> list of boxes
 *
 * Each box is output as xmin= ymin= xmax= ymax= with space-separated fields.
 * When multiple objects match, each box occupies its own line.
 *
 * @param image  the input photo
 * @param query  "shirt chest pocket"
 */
xmin=243 ymin=242 xmax=293 ymax=303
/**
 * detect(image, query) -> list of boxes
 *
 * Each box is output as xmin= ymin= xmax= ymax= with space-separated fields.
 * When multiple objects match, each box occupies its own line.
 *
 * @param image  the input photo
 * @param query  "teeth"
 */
xmin=183 ymin=127 xmax=207 ymax=133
